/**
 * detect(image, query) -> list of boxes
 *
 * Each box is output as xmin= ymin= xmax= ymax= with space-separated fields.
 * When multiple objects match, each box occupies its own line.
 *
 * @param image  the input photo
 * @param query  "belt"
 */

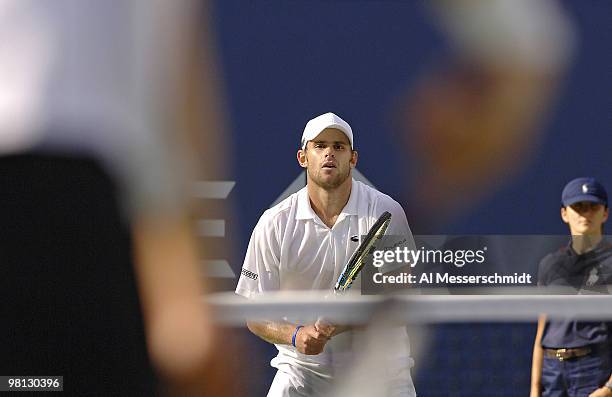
xmin=544 ymin=343 xmax=608 ymax=361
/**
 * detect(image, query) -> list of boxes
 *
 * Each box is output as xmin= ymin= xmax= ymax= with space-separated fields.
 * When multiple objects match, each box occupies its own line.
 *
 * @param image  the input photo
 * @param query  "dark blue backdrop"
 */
xmin=212 ymin=1 xmax=612 ymax=395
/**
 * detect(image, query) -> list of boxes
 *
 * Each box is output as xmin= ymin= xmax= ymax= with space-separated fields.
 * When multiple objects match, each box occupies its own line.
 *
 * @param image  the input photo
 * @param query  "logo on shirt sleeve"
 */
xmin=241 ymin=268 xmax=259 ymax=281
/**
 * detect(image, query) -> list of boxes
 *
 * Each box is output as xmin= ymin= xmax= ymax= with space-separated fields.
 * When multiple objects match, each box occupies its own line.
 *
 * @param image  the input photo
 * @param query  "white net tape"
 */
xmin=207 ymin=289 xmax=612 ymax=325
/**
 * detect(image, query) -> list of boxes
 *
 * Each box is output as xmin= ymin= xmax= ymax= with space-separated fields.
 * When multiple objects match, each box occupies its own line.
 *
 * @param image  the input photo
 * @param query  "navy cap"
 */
xmin=561 ymin=177 xmax=608 ymax=207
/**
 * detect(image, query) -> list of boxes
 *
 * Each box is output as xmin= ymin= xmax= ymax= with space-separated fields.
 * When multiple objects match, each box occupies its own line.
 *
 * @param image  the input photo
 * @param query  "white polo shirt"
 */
xmin=236 ymin=179 xmax=416 ymax=394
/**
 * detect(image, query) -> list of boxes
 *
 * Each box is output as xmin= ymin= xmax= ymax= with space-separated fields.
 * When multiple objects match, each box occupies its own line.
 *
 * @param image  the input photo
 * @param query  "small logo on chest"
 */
xmin=585 ymin=267 xmax=599 ymax=286
xmin=350 ymin=235 xmax=359 ymax=242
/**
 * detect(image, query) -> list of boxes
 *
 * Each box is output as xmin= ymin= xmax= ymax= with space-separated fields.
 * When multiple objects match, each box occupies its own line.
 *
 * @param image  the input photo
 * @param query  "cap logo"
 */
xmin=582 ymin=184 xmax=589 ymax=194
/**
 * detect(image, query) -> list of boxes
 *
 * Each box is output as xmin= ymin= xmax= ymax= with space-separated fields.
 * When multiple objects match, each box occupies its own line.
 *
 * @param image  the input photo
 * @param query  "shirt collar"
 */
xmin=295 ymin=179 xmax=359 ymax=220
xmin=341 ymin=180 xmax=359 ymax=216
xmin=295 ymin=187 xmax=316 ymax=220
xmin=565 ymin=237 xmax=609 ymax=256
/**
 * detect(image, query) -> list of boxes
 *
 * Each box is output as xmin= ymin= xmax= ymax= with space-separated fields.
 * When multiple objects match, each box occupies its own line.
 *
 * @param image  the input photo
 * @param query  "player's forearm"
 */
xmin=246 ymin=320 xmax=297 ymax=345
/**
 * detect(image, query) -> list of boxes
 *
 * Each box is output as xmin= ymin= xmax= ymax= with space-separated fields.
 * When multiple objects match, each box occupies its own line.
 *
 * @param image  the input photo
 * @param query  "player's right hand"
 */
xmin=294 ymin=324 xmax=330 ymax=355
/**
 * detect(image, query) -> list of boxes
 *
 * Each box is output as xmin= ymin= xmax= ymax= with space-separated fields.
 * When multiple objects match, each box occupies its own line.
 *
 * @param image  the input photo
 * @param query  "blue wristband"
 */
xmin=292 ymin=325 xmax=304 ymax=347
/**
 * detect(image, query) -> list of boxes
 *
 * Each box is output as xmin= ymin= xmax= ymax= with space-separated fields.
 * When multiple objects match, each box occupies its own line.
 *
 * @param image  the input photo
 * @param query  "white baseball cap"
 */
xmin=300 ymin=112 xmax=354 ymax=150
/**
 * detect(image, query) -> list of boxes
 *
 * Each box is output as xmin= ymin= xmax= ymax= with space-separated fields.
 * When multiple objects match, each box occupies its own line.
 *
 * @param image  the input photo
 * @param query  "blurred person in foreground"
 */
xmin=236 ymin=112 xmax=416 ymax=396
xmin=531 ymin=178 xmax=612 ymax=397
xmin=0 ymin=1 xmax=231 ymax=394
xmin=395 ymin=0 xmax=575 ymax=228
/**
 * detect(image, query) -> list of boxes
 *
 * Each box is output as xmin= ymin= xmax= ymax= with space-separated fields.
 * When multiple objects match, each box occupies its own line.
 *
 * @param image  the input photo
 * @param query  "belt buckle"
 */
xmin=555 ymin=348 xmax=567 ymax=361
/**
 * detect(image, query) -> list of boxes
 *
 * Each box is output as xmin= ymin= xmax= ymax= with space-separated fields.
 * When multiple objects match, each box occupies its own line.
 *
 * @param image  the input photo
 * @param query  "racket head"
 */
xmin=334 ymin=211 xmax=392 ymax=292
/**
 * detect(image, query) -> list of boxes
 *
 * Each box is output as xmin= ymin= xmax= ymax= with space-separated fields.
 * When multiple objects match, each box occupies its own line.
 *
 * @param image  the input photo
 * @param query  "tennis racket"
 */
xmin=314 ymin=211 xmax=392 ymax=336
xmin=334 ymin=211 xmax=392 ymax=293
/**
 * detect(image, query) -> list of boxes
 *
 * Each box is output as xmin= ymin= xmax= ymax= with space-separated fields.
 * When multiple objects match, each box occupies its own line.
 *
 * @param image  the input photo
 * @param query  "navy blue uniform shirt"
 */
xmin=537 ymin=239 xmax=612 ymax=348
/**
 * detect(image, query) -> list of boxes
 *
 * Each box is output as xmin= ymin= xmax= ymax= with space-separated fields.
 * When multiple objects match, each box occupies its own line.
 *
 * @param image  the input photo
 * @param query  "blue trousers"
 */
xmin=541 ymin=349 xmax=611 ymax=397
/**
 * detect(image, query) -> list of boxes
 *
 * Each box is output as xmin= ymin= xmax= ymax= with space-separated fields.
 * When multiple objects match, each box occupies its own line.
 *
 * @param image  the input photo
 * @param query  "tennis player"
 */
xmin=236 ymin=112 xmax=416 ymax=396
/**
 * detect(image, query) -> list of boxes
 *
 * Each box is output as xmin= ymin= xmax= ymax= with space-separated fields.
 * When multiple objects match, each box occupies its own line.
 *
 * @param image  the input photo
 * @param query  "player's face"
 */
xmin=561 ymin=201 xmax=608 ymax=236
xmin=297 ymin=128 xmax=357 ymax=190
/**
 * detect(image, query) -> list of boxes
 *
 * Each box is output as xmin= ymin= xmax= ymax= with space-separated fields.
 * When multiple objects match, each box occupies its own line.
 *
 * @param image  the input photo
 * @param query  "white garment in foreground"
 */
xmin=0 ymin=0 xmax=196 ymax=217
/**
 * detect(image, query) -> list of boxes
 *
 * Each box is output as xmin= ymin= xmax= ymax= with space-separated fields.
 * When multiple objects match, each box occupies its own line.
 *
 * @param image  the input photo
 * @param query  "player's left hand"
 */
xmin=314 ymin=318 xmax=336 ymax=338
xmin=589 ymin=387 xmax=612 ymax=397
xmin=315 ymin=318 xmax=351 ymax=338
